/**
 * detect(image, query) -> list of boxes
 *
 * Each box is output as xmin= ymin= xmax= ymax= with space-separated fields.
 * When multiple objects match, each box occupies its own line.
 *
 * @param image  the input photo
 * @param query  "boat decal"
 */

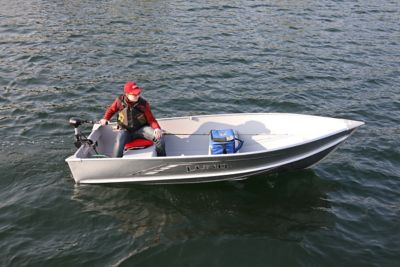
xmin=143 ymin=164 xmax=180 ymax=175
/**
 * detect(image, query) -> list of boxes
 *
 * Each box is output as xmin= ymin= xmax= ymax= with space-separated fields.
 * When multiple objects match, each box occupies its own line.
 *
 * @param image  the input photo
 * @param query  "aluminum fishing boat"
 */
xmin=65 ymin=113 xmax=364 ymax=184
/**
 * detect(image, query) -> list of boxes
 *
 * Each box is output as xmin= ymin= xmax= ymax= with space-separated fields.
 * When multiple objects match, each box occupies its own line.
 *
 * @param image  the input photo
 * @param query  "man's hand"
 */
xmin=154 ymin=128 xmax=163 ymax=140
xmin=100 ymin=119 xmax=109 ymax=126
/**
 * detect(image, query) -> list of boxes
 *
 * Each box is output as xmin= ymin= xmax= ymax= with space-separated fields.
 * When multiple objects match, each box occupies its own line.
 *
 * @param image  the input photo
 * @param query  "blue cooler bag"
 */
xmin=209 ymin=129 xmax=244 ymax=154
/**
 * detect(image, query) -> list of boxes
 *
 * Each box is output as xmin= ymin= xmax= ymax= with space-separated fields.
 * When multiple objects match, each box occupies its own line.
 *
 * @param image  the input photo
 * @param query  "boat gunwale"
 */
xmin=156 ymin=112 xmax=363 ymax=123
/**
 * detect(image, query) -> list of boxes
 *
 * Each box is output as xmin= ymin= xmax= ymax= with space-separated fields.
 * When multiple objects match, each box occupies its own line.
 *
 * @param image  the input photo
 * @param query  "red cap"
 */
xmin=124 ymin=81 xmax=141 ymax=95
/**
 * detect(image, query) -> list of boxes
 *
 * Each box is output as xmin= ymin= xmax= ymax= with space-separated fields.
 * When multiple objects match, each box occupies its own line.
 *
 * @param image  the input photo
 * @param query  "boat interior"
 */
xmin=77 ymin=124 xmax=270 ymax=158
xmin=74 ymin=114 xmax=358 ymax=159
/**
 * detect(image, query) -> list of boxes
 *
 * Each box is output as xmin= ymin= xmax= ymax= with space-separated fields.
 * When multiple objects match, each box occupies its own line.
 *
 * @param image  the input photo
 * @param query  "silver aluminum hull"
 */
xmin=66 ymin=113 xmax=363 ymax=184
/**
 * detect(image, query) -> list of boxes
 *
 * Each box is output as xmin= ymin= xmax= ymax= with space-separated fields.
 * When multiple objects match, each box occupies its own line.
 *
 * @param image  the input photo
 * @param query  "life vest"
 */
xmin=117 ymin=95 xmax=148 ymax=132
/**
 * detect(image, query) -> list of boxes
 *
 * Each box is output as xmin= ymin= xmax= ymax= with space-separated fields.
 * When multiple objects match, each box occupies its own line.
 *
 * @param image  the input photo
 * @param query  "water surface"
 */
xmin=0 ymin=0 xmax=399 ymax=266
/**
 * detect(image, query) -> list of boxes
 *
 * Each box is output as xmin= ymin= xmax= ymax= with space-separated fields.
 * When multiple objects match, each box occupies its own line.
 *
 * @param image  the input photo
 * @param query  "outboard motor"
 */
xmin=69 ymin=117 xmax=95 ymax=149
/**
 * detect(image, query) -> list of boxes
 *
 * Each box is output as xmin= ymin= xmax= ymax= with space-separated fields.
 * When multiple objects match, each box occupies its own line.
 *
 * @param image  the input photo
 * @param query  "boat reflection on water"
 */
xmin=71 ymin=170 xmax=335 ymax=262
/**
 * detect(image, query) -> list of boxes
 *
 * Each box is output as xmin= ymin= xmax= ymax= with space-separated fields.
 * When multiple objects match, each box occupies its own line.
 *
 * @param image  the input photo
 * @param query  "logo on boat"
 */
xmin=186 ymin=163 xmax=228 ymax=173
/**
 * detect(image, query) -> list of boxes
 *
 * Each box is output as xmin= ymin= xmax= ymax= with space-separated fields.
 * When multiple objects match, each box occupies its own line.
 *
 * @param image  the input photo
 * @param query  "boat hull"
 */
xmin=66 ymin=126 xmax=357 ymax=184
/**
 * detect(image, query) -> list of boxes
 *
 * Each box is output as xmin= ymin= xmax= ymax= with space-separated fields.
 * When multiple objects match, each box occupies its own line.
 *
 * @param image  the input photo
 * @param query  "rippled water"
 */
xmin=1 ymin=0 xmax=399 ymax=266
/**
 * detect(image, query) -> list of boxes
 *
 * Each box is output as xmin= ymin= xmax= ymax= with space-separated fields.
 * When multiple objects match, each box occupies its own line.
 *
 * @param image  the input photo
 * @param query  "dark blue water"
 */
xmin=1 ymin=0 xmax=399 ymax=266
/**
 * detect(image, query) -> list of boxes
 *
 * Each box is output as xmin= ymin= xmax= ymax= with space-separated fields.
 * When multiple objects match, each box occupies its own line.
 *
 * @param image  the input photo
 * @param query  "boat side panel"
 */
xmin=130 ymin=144 xmax=341 ymax=184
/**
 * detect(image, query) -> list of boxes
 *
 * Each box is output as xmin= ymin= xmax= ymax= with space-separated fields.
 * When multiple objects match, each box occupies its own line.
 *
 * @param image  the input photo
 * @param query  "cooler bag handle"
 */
xmin=234 ymin=138 xmax=244 ymax=153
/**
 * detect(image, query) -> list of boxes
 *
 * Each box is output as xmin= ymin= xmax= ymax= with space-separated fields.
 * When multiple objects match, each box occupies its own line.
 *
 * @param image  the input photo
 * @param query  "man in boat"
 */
xmin=100 ymin=81 xmax=166 ymax=157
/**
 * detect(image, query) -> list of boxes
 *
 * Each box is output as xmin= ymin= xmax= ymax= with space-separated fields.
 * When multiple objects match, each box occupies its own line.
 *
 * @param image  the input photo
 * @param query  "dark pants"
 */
xmin=113 ymin=126 xmax=166 ymax=157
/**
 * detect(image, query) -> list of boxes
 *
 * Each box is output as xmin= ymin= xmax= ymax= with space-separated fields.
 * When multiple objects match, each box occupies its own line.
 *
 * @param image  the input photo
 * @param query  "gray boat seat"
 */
xmin=123 ymin=145 xmax=156 ymax=158
xmin=122 ymin=138 xmax=156 ymax=158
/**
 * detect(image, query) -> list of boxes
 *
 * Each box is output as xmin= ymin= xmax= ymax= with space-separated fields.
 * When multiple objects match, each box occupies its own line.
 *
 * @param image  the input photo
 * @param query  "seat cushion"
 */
xmin=124 ymin=138 xmax=154 ymax=150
